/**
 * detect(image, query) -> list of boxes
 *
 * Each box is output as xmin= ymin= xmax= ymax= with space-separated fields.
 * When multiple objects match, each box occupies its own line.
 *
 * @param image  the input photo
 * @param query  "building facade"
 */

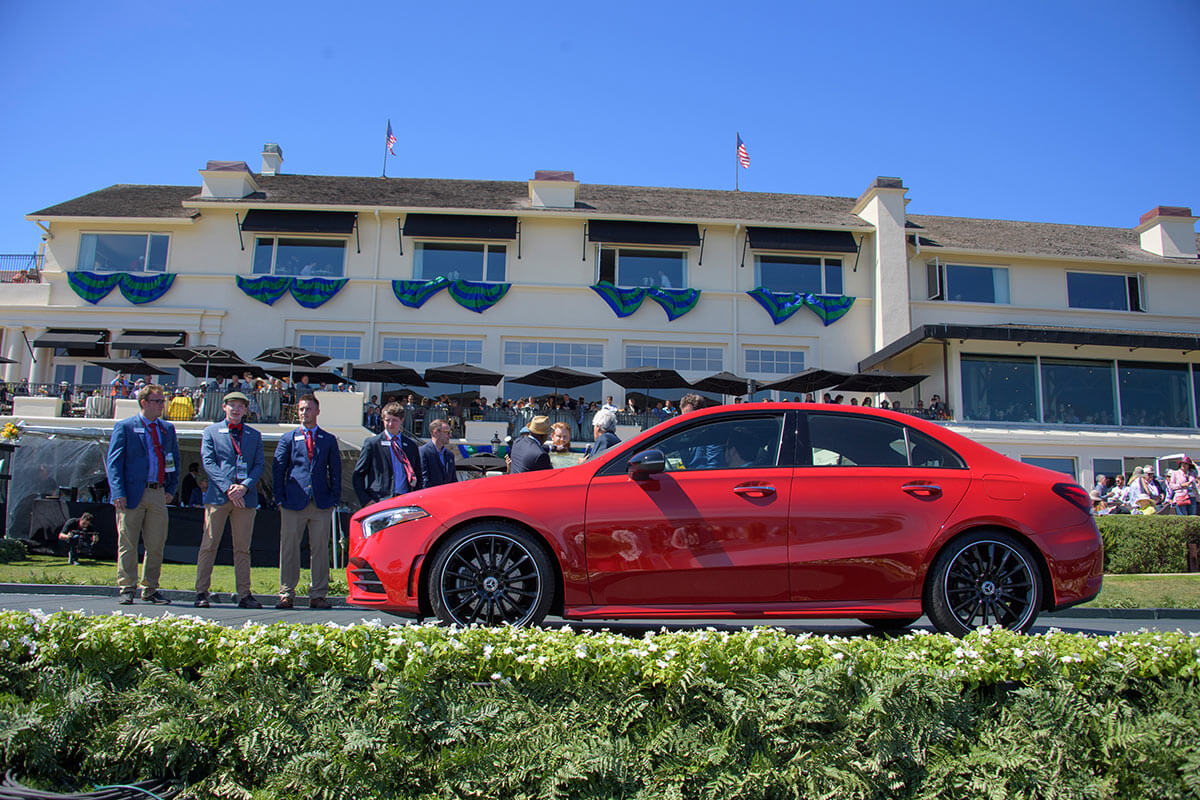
xmin=4 ymin=143 xmax=1199 ymax=486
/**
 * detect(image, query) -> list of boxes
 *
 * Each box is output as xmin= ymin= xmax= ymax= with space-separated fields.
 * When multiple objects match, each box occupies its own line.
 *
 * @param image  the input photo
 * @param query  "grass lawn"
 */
xmin=0 ymin=554 xmax=349 ymax=598
xmin=2 ymin=554 xmax=1199 ymax=608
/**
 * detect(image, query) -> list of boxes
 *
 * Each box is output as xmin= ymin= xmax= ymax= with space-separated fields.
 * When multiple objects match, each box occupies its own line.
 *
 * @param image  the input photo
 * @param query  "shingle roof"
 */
xmin=29 ymin=185 xmax=199 ymax=219
xmin=908 ymin=213 xmax=1200 ymax=265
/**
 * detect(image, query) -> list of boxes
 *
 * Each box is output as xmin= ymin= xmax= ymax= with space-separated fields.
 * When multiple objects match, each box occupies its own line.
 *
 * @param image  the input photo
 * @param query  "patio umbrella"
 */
xmin=424 ymin=363 xmax=506 ymax=393
xmin=264 ymin=367 xmax=352 ymax=386
xmin=170 ymin=345 xmax=247 ymax=383
xmin=0 ymin=355 xmax=16 ymax=365
xmin=760 ymin=368 xmax=854 ymax=395
xmin=180 ymin=360 xmax=265 ymax=381
xmin=602 ymin=366 xmax=691 ymax=390
xmin=833 ymin=371 xmax=927 ymax=393
xmin=509 ymin=365 xmax=604 ymax=393
xmin=690 ymin=371 xmax=751 ymax=396
xmin=88 ymin=357 xmax=172 ymax=376
xmin=457 ymin=453 xmax=508 ymax=474
xmin=344 ymin=360 xmax=428 ymax=386
xmin=255 ymin=346 xmax=331 ymax=384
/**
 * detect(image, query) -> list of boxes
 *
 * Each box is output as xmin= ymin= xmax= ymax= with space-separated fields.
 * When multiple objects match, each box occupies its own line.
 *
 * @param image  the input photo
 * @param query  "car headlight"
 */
xmin=361 ymin=506 xmax=429 ymax=538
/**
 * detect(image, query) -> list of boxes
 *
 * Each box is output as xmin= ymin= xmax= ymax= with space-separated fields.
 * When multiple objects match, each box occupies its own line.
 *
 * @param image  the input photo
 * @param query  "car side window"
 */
xmin=907 ymin=427 xmax=967 ymax=469
xmin=806 ymin=413 xmax=909 ymax=467
xmin=656 ymin=416 xmax=785 ymax=472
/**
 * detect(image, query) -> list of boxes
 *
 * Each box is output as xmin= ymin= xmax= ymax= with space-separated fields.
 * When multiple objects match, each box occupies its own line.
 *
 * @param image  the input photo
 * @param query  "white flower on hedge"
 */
xmin=372 ymin=660 xmax=386 ymax=672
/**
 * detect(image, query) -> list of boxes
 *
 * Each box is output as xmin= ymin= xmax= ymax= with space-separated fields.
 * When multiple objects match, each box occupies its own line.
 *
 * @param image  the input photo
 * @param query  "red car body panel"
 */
xmin=346 ymin=403 xmax=1103 ymax=624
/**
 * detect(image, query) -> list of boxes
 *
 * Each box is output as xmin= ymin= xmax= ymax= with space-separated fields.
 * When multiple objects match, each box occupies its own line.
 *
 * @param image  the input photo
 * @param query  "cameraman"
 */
xmin=59 ymin=512 xmax=99 ymax=565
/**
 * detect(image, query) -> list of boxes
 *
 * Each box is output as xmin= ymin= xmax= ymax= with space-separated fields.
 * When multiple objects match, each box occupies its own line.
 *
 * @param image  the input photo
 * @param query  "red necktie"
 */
xmin=228 ymin=423 xmax=243 ymax=456
xmin=390 ymin=436 xmax=416 ymax=487
xmin=147 ymin=421 xmax=166 ymax=484
xmin=304 ymin=428 xmax=315 ymax=460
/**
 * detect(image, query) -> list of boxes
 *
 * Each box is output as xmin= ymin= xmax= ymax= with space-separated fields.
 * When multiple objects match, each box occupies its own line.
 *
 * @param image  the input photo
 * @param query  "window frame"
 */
xmin=252 ymin=235 xmax=348 ymax=278
xmin=296 ymin=333 xmax=361 ymax=362
xmin=598 ymin=246 xmax=688 ymax=289
xmin=744 ymin=348 xmax=806 ymax=376
xmin=1065 ymin=270 xmax=1146 ymax=312
xmin=625 ymin=343 xmax=723 ymax=372
xmin=77 ymin=232 xmax=171 ymax=273
xmin=753 ymin=252 xmax=844 ymax=295
xmin=798 ymin=411 xmax=968 ymax=469
xmin=413 ymin=240 xmax=508 ymax=282
xmin=925 ymin=260 xmax=1010 ymax=304
xmin=503 ymin=340 xmax=604 ymax=369
xmin=380 ymin=335 xmax=484 ymax=366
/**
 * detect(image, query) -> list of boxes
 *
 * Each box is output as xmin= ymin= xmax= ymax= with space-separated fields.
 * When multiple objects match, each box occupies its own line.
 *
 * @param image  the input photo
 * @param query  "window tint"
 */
xmin=806 ymin=414 xmax=909 ymax=467
xmin=907 ymin=428 xmax=966 ymax=469
xmin=654 ymin=416 xmax=785 ymax=472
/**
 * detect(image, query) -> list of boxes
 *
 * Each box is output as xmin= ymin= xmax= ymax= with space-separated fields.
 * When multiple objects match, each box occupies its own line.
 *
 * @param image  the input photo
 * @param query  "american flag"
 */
xmin=736 ymin=134 xmax=750 ymax=168
xmin=385 ymin=121 xmax=397 ymax=156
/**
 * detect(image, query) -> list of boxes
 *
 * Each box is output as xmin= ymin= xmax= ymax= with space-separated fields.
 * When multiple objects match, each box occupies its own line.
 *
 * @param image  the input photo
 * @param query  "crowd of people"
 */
xmin=1091 ymin=456 xmax=1200 ymax=515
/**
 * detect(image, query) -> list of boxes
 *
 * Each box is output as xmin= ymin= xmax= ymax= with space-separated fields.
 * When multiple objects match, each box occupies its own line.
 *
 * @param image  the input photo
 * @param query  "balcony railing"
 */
xmin=0 ymin=253 xmax=43 ymax=283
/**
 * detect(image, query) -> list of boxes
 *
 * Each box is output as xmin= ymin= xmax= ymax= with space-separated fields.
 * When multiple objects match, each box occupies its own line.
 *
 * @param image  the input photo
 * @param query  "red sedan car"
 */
xmin=347 ymin=404 xmax=1102 ymax=636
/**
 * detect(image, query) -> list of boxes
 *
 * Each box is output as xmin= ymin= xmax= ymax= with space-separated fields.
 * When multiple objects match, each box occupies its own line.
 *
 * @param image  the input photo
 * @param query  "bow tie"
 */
xmin=228 ymin=424 xmax=242 ymax=433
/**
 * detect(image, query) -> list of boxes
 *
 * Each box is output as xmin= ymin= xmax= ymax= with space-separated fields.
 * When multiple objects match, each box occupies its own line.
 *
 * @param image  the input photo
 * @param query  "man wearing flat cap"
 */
xmin=194 ymin=391 xmax=265 ymax=609
xmin=508 ymin=415 xmax=552 ymax=473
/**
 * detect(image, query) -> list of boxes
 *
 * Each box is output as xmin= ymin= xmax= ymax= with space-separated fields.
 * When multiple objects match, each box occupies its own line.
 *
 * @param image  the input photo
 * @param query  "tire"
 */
xmin=924 ymin=531 xmax=1043 ymax=637
xmin=427 ymin=521 xmax=554 ymax=627
xmin=858 ymin=617 xmax=920 ymax=631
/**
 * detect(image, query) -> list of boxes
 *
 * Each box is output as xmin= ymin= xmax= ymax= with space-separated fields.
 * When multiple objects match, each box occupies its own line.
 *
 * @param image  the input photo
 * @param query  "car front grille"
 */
xmin=350 ymin=564 xmax=386 ymax=596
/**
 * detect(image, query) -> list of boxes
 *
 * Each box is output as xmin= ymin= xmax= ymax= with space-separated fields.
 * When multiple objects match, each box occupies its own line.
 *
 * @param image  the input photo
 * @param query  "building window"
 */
xmin=1093 ymin=458 xmax=1123 ymax=482
xmin=503 ymin=341 xmax=603 ymax=368
xmin=414 ymin=242 xmax=506 ymax=282
xmin=1118 ymin=361 xmax=1193 ymax=428
xmin=756 ymin=255 xmax=843 ymax=295
xmin=54 ymin=365 xmax=75 ymax=385
xmin=599 ymin=248 xmax=685 ymax=288
xmin=78 ymin=233 xmax=169 ymax=273
xmin=961 ymin=355 xmax=1038 ymax=423
xmin=80 ymin=365 xmax=102 ymax=387
xmin=253 ymin=237 xmax=345 ymax=278
xmin=1040 ymin=358 xmax=1116 ymax=425
xmin=1021 ymin=456 xmax=1076 ymax=479
xmin=926 ymin=263 xmax=1009 ymax=304
xmin=381 ymin=336 xmax=483 ymax=365
xmin=626 ymin=344 xmax=721 ymax=372
xmin=298 ymin=334 xmax=360 ymax=361
xmin=745 ymin=349 xmax=805 ymax=375
xmin=1066 ymin=271 xmax=1145 ymax=312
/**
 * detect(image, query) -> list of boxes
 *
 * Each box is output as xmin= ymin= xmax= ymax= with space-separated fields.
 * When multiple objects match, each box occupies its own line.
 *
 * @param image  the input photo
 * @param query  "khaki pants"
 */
xmin=195 ymin=503 xmax=257 ymax=599
xmin=279 ymin=501 xmax=331 ymax=600
xmin=115 ymin=486 xmax=168 ymax=597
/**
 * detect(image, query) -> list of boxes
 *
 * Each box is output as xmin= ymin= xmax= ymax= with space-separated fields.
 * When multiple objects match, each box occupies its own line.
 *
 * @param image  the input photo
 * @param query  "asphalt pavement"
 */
xmin=2 ymin=583 xmax=1199 ymax=636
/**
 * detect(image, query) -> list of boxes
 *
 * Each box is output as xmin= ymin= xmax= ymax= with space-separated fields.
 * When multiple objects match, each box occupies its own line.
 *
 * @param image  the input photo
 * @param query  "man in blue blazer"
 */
xmin=105 ymin=383 xmax=181 ymax=605
xmin=418 ymin=417 xmax=459 ymax=488
xmin=194 ymin=391 xmax=265 ymax=609
xmin=272 ymin=393 xmax=341 ymax=609
xmin=353 ymin=401 xmax=422 ymax=508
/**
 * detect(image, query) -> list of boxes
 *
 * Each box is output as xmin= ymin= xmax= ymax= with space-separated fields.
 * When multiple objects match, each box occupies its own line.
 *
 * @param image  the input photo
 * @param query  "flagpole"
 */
xmin=382 ymin=120 xmax=389 ymax=178
xmin=734 ymin=132 xmax=739 ymax=192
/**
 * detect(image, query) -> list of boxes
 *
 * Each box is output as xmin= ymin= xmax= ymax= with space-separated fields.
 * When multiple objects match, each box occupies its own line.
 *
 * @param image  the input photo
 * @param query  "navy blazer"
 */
xmin=508 ymin=435 xmax=551 ymax=474
xmin=105 ymin=414 xmax=181 ymax=508
xmin=273 ymin=426 xmax=342 ymax=510
xmin=201 ymin=420 xmax=265 ymax=507
xmin=418 ymin=441 xmax=458 ymax=487
xmin=353 ymin=432 xmax=423 ymax=508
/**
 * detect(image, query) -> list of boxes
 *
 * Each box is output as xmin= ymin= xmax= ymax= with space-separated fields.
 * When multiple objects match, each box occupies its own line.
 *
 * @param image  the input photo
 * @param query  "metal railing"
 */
xmin=0 ymin=253 xmax=43 ymax=283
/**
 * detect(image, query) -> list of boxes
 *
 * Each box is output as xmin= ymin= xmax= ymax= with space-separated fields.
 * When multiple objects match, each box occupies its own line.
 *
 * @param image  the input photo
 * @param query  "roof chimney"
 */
xmin=261 ymin=143 xmax=283 ymax=176
xmin=528 ymin=170 xmax=579 ymax=209
xmin=198 ymin=161 xmax=259 ymax=199
xmin=1136 ymin=206 xmax=1198 ymax=259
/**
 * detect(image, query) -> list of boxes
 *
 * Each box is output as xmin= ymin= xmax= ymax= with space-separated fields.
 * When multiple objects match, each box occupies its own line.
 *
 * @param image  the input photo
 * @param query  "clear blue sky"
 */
xmin=2 ymin=0 xmax=1197 ymax=253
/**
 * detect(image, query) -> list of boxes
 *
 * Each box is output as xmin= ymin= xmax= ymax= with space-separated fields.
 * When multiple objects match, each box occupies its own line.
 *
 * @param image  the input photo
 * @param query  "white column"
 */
xmin=852 ymin=177 xmax=912 ymax=351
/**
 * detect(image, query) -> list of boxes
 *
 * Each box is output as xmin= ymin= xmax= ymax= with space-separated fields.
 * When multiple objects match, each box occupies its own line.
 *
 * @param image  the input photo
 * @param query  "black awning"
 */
xmin=240 ymin=209 xmax=357 ymax=235
xmin=587 ymin=220 xmax=701 ymax=247
xmin=32 ymin=329 xmax=107 ymax=348
xmin=110 ymin=331 xmax=186 ymax=351
xmin=859 ymin=323 xmax=1200 ymax=372
xmin=746 ymin=227 xmax=859 ymax=253
xmin=402 ymin=213 xmax=518 ymax=240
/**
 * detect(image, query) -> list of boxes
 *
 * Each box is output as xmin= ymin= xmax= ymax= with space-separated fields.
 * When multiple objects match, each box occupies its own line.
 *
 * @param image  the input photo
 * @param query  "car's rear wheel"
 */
xmin=428 ymin=522 xmax=554 ymax=627
xmin=925 ymin=531 xmax=1042 ymax=637
xmin=858 ymin=617 xmax=920 ymax=631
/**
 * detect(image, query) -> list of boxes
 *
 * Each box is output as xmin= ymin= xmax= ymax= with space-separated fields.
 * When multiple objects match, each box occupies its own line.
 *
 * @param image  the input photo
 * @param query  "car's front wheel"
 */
xmin=924 ymin=531 xmax=1042 ymax=637
xmin=428 ymin=522 xmax=554 ymax=627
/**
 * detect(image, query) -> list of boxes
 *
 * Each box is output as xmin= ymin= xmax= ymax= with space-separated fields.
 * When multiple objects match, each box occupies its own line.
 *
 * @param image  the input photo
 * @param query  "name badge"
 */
xmin=164 ymin=453 xmax=177 ymax=473
xmin=235 ymin=456 xmax=247 ymax=481
xmin=294 ymin=433 xmax=306 ymax=441
xmin=220 ymin=429 xmax=230 ymax=435
xmin=134 ymin=427 xmax=145 ymax=434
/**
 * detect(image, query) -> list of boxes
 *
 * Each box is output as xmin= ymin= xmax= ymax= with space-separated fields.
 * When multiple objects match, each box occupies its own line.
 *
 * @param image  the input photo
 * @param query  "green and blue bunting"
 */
xmin=591 ymin=284 xmax=702 ymax=321
xmin=748 ymin=287 xmax=855 ymax=326
xmin=392 ymin=277 xmax=450 ymax=308
xmin=236 ymin=275 xmax=294 ymax=306
xmin=646 ymin=287 xmax=701 ymax=321
xmin=66 ymin=271 xmax=125 ymax=304
xmin=447 ymin=279 xmax=510 ymax=313
xmin=289 ymin=277 xmax=348 ymax=309
xmin=590 ymin=283 xmax=647 ymax=317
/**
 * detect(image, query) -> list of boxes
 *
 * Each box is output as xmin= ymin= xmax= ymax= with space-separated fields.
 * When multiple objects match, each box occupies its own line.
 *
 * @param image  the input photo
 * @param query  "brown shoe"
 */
xmin=275 ymin=596 xmax=293 ymax=609
xmin=309 ymin=597 xmax=332 ymax=610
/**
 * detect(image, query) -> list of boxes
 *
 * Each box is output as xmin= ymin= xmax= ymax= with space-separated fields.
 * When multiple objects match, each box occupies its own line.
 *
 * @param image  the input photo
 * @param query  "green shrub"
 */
xmin=0 ymin=537 xmax=26 ymax=563
xmin=1097 ymin=515 xmax=1200 ymax=573
xmin=0 ymin=612 xmax=1198 ymax=799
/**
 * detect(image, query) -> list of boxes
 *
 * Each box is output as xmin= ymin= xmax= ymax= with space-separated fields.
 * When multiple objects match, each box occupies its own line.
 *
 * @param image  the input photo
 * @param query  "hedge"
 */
xmin=1096 ymin=515 xmax=1200 ymax=574
xmin=1 ymin=611 xmax=1199 ymax=799
xmin=0 ymin=538 xmax=25 ymax=563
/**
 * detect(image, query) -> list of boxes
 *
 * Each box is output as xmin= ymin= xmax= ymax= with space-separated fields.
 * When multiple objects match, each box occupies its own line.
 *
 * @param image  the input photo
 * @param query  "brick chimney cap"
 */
xmin=204 ymin=160 xmax=252 ymax=173
xmin=1139 ymin=205 xmax=1194 ymax=225
xmin=533 ymin=170 xmax=576 ymax=182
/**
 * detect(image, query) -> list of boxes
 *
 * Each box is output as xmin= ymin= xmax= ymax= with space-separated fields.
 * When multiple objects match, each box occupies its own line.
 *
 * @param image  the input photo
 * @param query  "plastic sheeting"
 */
xmin=4 ymin=434 xmax=108 ymax=541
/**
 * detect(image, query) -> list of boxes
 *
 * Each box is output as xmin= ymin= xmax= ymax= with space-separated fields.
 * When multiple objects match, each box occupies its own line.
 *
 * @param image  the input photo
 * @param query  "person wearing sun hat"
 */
xmin=1167 ymin=456 xmax=1199 ymax=516
xmin=508 ymin=415 xmax=552 ymax=473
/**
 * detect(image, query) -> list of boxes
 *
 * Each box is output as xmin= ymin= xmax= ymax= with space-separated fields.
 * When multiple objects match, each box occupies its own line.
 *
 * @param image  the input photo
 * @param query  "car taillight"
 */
xmin=1052 ymin=482 xmax=1092 ymax=513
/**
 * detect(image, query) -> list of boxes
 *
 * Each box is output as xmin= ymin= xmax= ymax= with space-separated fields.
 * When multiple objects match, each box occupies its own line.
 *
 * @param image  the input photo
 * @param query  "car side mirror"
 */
xmin=628 ymin=449 xmax=666 ymax=480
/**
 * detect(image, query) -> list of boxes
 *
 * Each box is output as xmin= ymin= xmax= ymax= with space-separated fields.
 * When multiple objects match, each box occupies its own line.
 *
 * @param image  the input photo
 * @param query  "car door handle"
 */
xmin=902 ymin=483 xmax=942 ymax=497
xmin=733 ymin=484 xmax=776 ymax=497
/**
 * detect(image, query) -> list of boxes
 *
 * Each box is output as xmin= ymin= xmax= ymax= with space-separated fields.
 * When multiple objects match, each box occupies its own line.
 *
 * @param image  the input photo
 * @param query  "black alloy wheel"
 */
xmin=925 ymin=531 xmax=1042 ymax=637
xmin=428 ymin=522 xmax=554 ymax=627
